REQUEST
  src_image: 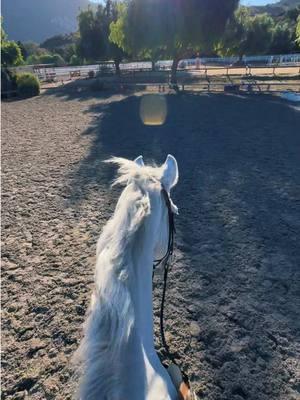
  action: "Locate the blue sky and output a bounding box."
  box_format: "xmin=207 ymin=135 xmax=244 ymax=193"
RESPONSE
xmin=240 ymin=0 xmax=278 ymax=5
xmin=90 ymin=0 xmax=279 ymax=4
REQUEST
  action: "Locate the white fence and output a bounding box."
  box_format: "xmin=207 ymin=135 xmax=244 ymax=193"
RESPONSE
xmin=180 ymin=53 xmax=300 ymax=67
xmin=9 ymin=53 xmax=300 ymax=82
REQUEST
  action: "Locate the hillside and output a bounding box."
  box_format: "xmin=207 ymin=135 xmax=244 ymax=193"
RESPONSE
xmin=2 ymin=0 xmax=300 ymax=44
xmin=250 ymin=0 xmax=300 ymax=16
xmin=1 ymin=0 xmax=91 ymax=43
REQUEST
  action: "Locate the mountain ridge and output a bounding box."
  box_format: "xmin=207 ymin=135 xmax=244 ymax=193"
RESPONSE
xmin=2 ymin=0 xmax=300 ymax=44
xmin=250 ymin=0 xmax=300 ymax=15
xmin=2 ymin=0 xmax=91 ymax=43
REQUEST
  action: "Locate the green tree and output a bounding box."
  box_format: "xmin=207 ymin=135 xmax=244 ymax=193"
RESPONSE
xmin=77 ymin=5 xmax=107 ymax=63
xmin=17 ymin=41 xmax=28 ymax=60
xmin=296 ymin=15 xmax=300 ymax=47
xmin=22 ymin=43 xmax=52 ymax=64
xmin=218 ymin=8 xmax=274 ymax=58
xmin=1 ymin=17 xmax=7 ymax=42
xmin=40 ymin=33 xmax=79 ymax=63
xmin=76 ymin=1 xmax=125 ymax=73
xmin=26 ymin=53 xmax=65 ymax=66
xmin=23 ymin=42 xmax=41 ymax=57
xmin=1 ymin=41 xmax=24 ymax=66
xmin=39 ymin=53 xmax=65 ymax=66
xmin=109 ymin=3 xmax=129 ymax=52
xmin=103 ymin=0 xmax=126 ymax=74
xmin=41 ymin=33 xmax=74 ymax=50
xmin=245 ymin=14 xmax=275 ymax=55
xmin=270 ymin=23 xmax=293 ymax=54
xmin=1 ymin=18 xmax=24 ymax=66
xmin=109 ymin=2 xmax=163 ymax=70
xmin=70 ymin=54 xmax=81 ymax=65
xmin=110 ymin=0 xmax=238 ymax=83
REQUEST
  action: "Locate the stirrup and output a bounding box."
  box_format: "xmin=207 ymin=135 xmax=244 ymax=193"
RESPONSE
xmin=167 ymin=364 xmax=199 ymax=400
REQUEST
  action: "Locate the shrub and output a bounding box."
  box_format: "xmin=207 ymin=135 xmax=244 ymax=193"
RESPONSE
xmin=38 ymin=53 xmax=65 ymax=66
xmin=26 ymin=54 xmax=40 ymax=65
xmin=16 ymin=73 xmax=40 ymax=98
xmin=26 ymin=53 xmax=65 ymax=66
xmin=1 ymin=68 xmax=17 ymax=98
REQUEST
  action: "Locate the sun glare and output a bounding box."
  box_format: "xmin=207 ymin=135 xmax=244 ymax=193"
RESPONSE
xmin=139 ymin=94 xmax=167 ymax=126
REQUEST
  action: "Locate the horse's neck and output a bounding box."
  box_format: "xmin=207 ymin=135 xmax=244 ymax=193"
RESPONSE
xmin=129 ymin=228 xmax=155 ymax=353
xmin=121 ymin=228 xmax=177 ymax=400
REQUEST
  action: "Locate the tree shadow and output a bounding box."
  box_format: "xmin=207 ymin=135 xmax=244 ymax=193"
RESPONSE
xmin=43 ymin=77 xmax=140 ymax=103
xmin=66 ymin=92 xmax=300 ymax=399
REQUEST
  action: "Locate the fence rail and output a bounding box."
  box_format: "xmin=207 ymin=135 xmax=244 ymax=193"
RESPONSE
xmin=8 ymin=53 xmax=300 ymax=83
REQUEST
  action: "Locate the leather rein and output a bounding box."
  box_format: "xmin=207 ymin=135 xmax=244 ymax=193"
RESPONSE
xmin=153 ymin=187 xmax=190 ymax=386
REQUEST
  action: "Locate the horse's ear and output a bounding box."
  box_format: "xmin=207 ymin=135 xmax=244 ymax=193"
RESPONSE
xmin=161 ymin=154 xmax=178 ymax=191
xmin=134 ymin=155 xmax=144 ymax=167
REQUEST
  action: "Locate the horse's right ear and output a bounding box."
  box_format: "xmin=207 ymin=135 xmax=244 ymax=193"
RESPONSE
xmin=161 ymin=154 xmax=179 ymax=191
xmin=134 ymin=155 xmax=144 ymax=167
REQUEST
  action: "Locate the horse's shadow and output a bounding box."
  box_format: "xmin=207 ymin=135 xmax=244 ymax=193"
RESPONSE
xmin=66 ymin=92 xmax=300 ymax=399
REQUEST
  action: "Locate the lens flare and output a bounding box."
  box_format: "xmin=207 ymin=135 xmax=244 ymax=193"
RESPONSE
xmin=139 ymin=94 xmax=167 ymax=126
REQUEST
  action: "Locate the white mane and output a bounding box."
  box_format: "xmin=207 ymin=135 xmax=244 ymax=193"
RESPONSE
xmin=74 ymin=158 xmax=164 ymax=400
xmin=106 ymin=157 xmax=164 ymax=187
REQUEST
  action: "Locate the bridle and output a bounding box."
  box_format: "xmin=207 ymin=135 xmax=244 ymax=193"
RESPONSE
xmin=153 ymin=187 xmax=175 ymax=270
xmin=153 ymin=186 xmax=189 ymax=385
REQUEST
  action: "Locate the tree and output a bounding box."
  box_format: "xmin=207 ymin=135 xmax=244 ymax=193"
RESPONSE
xmin=22 ymin=42 xmax=41 ymax=57
xmin=70 ymin=54 xmax=81 ymax=65
xmin=1 ymin=17 xmax=7 ymax=42
xmin=77 ymin=5 xmax=107 ymax=63
xmin=17 ymin=41 xmax=28 ymax=60
xmin=76 ymin=1 xmax=125 ymax=73
xmin=103 ymin=0 xmax=127 ymax=74
xmin=40 ymin=33 xmax=79 ymax=63
xmin=1 ymin=41 xmax=24 ymax=66
xmin=109 ymin=2 xmax=129 ymax=53
xmin=245 ymin=14 xmax=275 ymax=55
xmin=26 ymin=53 xmax=65 ymax=66
xmin=218 ymin=8 xmax=274 ymax=58
xmin=41 ymin=33 xmax=75 ymax=50
xmin=270 ymin=23 xmax=293 ymax=54
xmin=110 ymin=0 xmax=238 ymax=83
xmin=109 ymin=2 xmax=163 ymax=70
xmin=1 ymin=18 xmax=24 ymax=66
xmin=39 ymin=53 xmax=65 ymax=66
xmin=296 ymin=15 xmax=300 ymax=47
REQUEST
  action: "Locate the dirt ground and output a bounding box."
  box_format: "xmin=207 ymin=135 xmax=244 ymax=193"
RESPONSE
xmin=2 ymin=89 xmax=300 ymax=400
xmin=192 ymin=66 xmax=300 ymax=76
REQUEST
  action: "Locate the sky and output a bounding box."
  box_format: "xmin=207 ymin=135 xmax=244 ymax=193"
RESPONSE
xmin=90 ymin=0 xmax=280 ymax=4
xmin=240 ymin=0 xmax=278 ymax=5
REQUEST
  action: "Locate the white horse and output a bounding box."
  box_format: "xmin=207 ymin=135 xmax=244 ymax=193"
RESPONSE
xmin=74 ymin=154 xmax=190 ymax=400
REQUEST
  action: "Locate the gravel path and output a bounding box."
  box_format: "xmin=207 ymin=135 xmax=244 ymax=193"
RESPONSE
xmin=2 ymin=90 xmax=300 ymax=400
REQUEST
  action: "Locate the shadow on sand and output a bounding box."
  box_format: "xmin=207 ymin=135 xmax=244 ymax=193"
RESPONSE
xmin=62 ymin=90 xmax=300 ymax=400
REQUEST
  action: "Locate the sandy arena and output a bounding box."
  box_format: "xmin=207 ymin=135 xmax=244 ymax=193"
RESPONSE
xmin=2 ymin=89 xmax=300 ymax=400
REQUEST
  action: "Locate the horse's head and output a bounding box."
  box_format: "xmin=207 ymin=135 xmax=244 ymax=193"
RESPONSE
xmin=133 ymin=154 xmax=179 ymax=262
xmin=105 ymin=154 xmax=179 ymax=263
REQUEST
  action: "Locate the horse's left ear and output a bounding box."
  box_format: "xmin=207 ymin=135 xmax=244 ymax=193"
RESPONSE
xmin=134 ymin=155 xmax=144 ymax=167
xmin=161 ymin=154 xmax=179 ymax=191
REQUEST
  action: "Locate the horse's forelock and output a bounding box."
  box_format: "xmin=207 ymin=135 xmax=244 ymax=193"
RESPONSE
xmin=105 ymin=156 xmax=163 ymax=188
